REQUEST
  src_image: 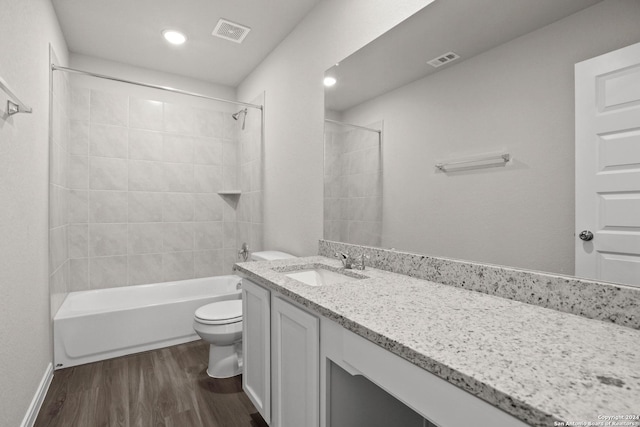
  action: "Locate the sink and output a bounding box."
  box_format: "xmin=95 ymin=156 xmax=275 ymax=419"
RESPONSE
xmin=283 ymin=266 xmax=365 ymax=287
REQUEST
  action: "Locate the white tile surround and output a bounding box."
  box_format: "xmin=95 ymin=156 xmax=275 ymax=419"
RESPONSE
xmin=58 ymin=84 xmax=253 ymax=292
xmin=324 ymin=122 xmax=382 ymax=246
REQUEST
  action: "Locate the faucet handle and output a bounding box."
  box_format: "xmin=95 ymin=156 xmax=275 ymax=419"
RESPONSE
xmin=355 ymin=253 xmax=370 ymax=270
xmin=335 ymin=252 xmax=352 ymax=268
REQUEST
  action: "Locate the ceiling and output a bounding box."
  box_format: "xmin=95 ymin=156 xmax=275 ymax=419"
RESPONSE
xmin=51 ymin=0 xmax=321 ymax=87
xmin=325 ymin=0 xmax=603 ymax=112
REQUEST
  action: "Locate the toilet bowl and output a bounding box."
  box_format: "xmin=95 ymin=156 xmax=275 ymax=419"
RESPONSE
xmin=194 ymin=250 xmax=295 ymax=378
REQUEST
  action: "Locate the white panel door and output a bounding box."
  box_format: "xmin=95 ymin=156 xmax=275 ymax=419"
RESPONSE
xmin=242 ymin=279 xmax=271 ymax=424
xmin=271 ymin=296 xmax=319 ymax=427
xmin=575 ymin=41 xmax=640 ymax=287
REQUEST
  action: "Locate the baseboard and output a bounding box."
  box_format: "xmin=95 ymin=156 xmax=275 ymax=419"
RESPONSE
xmin=20 ymin=362 xmax=53 ymax=427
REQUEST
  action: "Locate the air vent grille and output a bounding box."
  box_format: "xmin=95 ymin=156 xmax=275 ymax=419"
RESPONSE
xmin=212 ymin=19 xmax=251 ymax=43
xmin=427 ymin=51 xmax=460 ymax=68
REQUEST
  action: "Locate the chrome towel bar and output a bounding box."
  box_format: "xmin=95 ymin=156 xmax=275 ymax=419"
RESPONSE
xmin=0 ymin=75 xmax=32 ymax=116
xmin=436 ymin=153 xmax=510 ymax=172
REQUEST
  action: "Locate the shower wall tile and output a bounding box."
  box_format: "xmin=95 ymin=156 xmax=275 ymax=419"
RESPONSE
xmin=129 ymin=98 xmax=163 ymax=131
xmin=64 ymin=83 xmax=249 ymax=291
xmin=163 ymin=223 xmax=194 ymax=252
xmin=70 ymin=120 xmax=89 ymax=155
xmin=222 ymin=140 xmax=237 ymax=166
xmin=128 ymin=192 xmax=163 ymax=222
xmin=68 ymin=224 xmax=88 ymax=259
xmin=223 ymin=166 xmax=238 ymax=189
xmin=49 ymin=226 xmax=68 ymax=274
xmin=68 ymin=155 xmax=89 ymax=189
xmin=163 ymin=251 xmax=194 ymax=281
xmin=224 ymin=221 xmax=236 ymax=249
xmin=128 ymin=129 xmax=163 ymax=161
xmin=69 ymin=258 xmax=89 ymax=292
xmin=194 ymin=165 xmax=222 ymax=192
xmin=89 ymin=157 xmax=128 ymax=190
xmin=163 ymin=193 xmax=194 ymax=222
xmin=195 ymin=250 xmax=224 ymax=278
xmin=68 ymin=190 xmax=89 ymax=223
xmin=194 ymin=108 xmax=222 ymax=138
xmin=49 ymin=184 xmax=67 ymax=228
xmin=194 ymin=138 xmax=222 ymax=165
xmin=89 ymin=123 xmax=128 ymax=158
xmin=90 ymin=90 xmax=128 ymax=127
xmin=164 ymin=103 xmax=195 ymax=135
xmin=128 ymin=223 xmax=163 ymax=255
xmin=194 ymin=194 xmax=223 ymax=221
xmin=224 ymin=114 xmax=239 ymax=140
xmin=89 ymin=190 xmax=128 ymax=223
xmin=128 ymin=160 xmax=164 ymax=192
xmin=89 ymin=223 xmax=128 ymax=257
xmin=163 ymin=163 xmax=194 ymax=192
xmin=194 ymin=222 xmax=224 ymax=250
xmin=163 ymin=134 xmax=194 ymax=163
xmin=90 ymin=255 xmax=128 ymax=289
xmin=128 ymin=254 xmax=163 ymax=285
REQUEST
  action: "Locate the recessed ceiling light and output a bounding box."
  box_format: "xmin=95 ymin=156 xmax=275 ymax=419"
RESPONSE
xmin=162 ymin=29 xmax=187 ymax=45
xmin=323 ymin=76 xmax=337 ymax=87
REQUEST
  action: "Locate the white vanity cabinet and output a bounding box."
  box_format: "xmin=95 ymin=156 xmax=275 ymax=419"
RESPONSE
xmin=271 ymin=295 xmax=319 ymax=427
xmin=242 ymin=279 xmax=272 ymax=424
xmin=242 ymin=279 xmax=320 ymax=427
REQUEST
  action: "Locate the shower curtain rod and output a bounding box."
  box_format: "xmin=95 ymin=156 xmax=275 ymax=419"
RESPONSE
xmin=324 ymin=119 xmax=381 ymax=134
xmin=51 ymin=65 xmax=263 ymax=110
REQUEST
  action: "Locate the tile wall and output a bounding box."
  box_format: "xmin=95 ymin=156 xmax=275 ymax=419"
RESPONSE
xmin=49 ymin=52 xmax=71 ymax=316
xmin=64 ymin=84 xmax=247 ymax=291
xmin=237 ymin=93 xmax=264 ymax=255
xmin=324 ymin=122 xmax=382 ymax=246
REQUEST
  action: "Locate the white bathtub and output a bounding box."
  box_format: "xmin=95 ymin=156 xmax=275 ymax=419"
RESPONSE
xmin=54 ymin=275 xmax=242 ymax=369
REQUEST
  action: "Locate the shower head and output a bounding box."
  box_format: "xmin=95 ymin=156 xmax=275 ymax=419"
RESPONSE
xmin=232 ymin=108 xmax=248 ymax=130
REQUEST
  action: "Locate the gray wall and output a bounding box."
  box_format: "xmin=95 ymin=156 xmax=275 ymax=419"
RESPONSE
xmin=341 ymin=0 xmax=640 ymax=275
xmin=0 ymin=1 xmax=68 ymax=425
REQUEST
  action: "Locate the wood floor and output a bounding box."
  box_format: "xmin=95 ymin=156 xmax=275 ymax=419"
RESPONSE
xmin=34 ymin=340 xmax=268 ymax=427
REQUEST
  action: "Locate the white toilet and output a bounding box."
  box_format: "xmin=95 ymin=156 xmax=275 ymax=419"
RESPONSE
xmin=193 ymin=250 xmax=295 ymax=378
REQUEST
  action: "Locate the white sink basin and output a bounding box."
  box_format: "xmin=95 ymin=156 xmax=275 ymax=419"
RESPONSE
xmin=285 ymin=267 xmax=363 ymax=287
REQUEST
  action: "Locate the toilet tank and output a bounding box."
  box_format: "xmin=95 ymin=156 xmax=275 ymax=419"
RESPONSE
xmin=250 ymin=251 xmax=296 ymax=262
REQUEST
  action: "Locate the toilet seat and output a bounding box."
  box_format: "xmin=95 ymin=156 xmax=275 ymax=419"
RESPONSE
xmin=195 ymin=300 xmax=242 ymax=325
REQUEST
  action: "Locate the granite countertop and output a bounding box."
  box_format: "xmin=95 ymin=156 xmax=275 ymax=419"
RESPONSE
xmin=235 ymin=256 xmax=640 ymax=427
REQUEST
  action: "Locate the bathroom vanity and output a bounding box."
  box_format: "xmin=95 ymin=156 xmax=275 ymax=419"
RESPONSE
xmin=235 ymin=253 xmax=640 ymax=427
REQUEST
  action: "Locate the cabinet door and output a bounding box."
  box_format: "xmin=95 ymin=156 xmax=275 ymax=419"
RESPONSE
xmin=272 ymin=296 xmax=319 ymax=427
xmin=242 ymin=279 xmax=271 ymax=424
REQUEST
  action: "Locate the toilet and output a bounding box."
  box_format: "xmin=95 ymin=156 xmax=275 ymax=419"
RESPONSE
xmin=193 ymin=250 xmax=295 ymax=378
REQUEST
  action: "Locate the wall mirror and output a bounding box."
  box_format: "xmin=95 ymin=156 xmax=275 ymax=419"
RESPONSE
xmin=323 ymin=0 xmax=640 ymax=286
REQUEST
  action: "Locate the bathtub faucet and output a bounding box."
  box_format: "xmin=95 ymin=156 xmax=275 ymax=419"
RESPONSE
xmin=238 ymin=242 xmax=250 ymax=262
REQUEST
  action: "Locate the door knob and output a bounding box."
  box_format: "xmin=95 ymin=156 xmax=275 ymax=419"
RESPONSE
xmin=579 ymin=230 xmax=594 ymax=241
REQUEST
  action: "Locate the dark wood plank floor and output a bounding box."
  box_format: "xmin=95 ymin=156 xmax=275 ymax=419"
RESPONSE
xmin=34 ymin=340 xmax=268 ymax=427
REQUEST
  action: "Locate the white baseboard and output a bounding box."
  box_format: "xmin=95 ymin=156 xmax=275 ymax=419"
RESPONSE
xmin=20 ymin=362 xmax=53 ymax=427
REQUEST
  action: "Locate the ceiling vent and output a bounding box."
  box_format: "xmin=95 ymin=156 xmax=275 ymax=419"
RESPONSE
xmin=427 ymin=51 xmax=460 ymax=68
xmin=212 ymin=19 xmax=251 ymax=43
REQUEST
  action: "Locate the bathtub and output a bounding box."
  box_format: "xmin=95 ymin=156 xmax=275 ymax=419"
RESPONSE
xmin=54 ymin=275 xmax=242 ymax=369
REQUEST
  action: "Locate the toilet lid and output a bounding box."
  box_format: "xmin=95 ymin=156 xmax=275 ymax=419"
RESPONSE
xmin=195 ymin=300 xmax=242 ymax=325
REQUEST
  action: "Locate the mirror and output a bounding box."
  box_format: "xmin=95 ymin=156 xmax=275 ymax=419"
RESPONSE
xmin=323 ymin=0 xmax=640 ymax=285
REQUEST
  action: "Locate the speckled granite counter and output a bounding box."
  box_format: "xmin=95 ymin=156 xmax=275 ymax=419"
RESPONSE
xmin=235 ymin=256 xmax=640 ymax=427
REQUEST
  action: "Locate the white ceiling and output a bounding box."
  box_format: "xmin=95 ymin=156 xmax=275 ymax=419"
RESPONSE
xmin=51 ymin=0 xmax=321 ymax=87
xmin=325 ymin=0 xmax=603 ymax=112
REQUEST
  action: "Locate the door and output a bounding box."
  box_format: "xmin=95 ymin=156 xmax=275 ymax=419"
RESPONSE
xmin=242 ymin=279 xmax=271 ymax=424
xmin=271 ymin=296 xmax=319 ymax=427
xmin=575 ymin=41 xmax=640 ymax=287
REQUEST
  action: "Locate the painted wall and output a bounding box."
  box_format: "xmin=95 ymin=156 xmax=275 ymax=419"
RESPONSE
xmin=0 ymin=1 xmax=68 ymax=425
xmin=340 ymin=0 xmax=640 ymax=275
xmin=237 ymin=0 xmax=433 ymax=256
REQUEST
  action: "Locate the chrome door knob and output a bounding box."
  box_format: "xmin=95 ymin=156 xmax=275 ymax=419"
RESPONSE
xmin=579 ymin=230 xmax=594 ymax=241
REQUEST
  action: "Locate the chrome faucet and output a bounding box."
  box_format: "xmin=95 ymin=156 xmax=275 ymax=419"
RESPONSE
xmin=353 ymin=254 xmax=370 ymax=271
xmin=335 ymin=252 xmax=354 ymax=269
